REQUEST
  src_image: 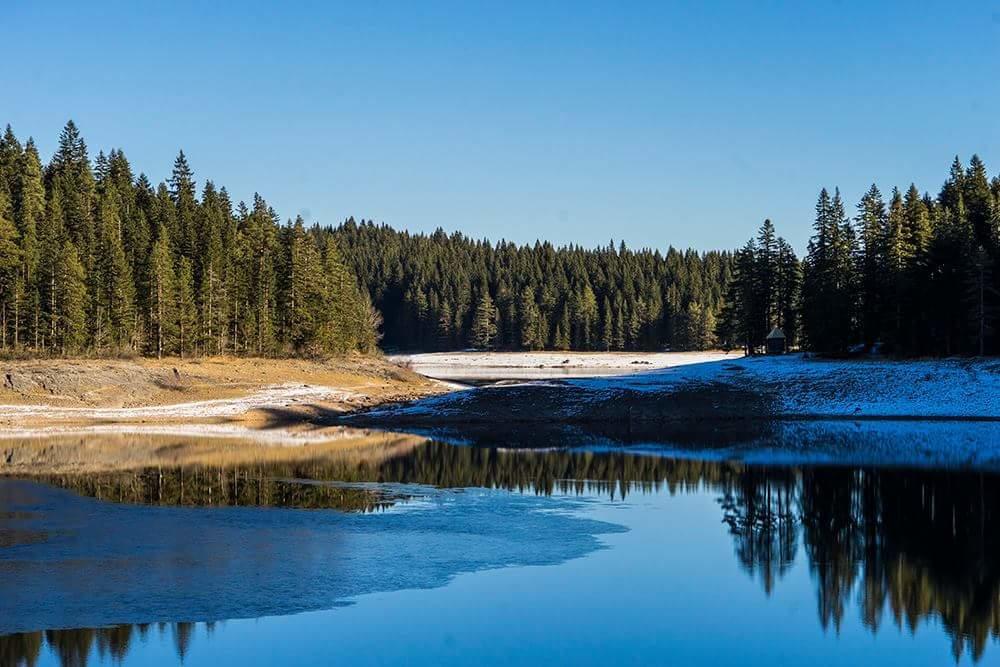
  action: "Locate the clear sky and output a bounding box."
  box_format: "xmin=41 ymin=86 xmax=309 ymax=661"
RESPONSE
xmin=4 ymin=1 xmax=999 ymax=253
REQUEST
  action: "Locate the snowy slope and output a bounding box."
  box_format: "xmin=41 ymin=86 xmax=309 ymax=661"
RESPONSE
xmin=568 ymin=353 xmax=1000 ymax=418
xmin=374 ymin=353 xmax=1000 ymax=420
xmin=390 ymin=351 xmax=731 ymax=381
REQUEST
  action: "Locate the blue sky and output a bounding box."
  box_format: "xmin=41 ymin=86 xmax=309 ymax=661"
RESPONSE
xmin=3 ymin=1 xmax=999 ymax=253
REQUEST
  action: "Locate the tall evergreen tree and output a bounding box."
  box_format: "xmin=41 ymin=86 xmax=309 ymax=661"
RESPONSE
xmin=471 ymin=290 xmax=498 ymax=350
xmin=855 ymin=184 xmax=887 ymax=347
xmin=148 ymin=228 xmax=176 ymax=358
xmin=0 ymin=190 xmax=22 ymax=348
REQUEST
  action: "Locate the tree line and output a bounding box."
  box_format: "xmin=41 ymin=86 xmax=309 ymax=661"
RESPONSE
xmin=5 ymin=121 xmax=999 ymax=358
xmin=722 ymin=155 xmax=1000 ymax=356
xmin=334 ymin=219 xmax=733 ymax=352
xmin=0 ymin=121 xmax=378 ymax=358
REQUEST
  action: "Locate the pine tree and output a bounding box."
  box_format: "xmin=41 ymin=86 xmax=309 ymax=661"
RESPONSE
xmin=0 ymin=189 xmax=22 ymax=348
xmin=38 ymin=189 xmax=66 ymax=351
xmin=285 ymin=217 xmax=324 ymax=352
xmin=756 ymin=219 xmax=779 ymax=332
xmin=49 ymin=121 xmax=96 ymax=266
xmin=802 ymin=188 xmax=857 ymax=354
xmin=471 ymin=291 xmax=498 ymax=350
xmin=612 ymin=300 xmax=625 ymax=350
xmin=0 ymin=125 xmax=22 ymax=200
xmin=967 ymin=244 xmax=997 ymax=356
xmin=16 ymin=139 xmax=44 ymax=349
xmin=96 ymin=186 xmax=136 ymax=351
xmin=197 ymin=182 xmax=227 ymax=354
xmin=169 ymin=151 xmax=197 ymax=256
xmin=518 ymin=286 xmax=542 ymax=350
xmin=149 ymin=229 xmax=176 ymax=358
xmin=600 ymin=296 xmax=613 ymax=351
xmin=964 ymin=155 xmax=994 ymax=249
xmin=436 ymin=301 xmax=453 ymax=350
xmin=855 ymin=184 xmax=887 ymax=347
xmin=57 ymin=240 xmax=87 ymax=354
xmin=175 ymin=257 xmax=196 ymax=357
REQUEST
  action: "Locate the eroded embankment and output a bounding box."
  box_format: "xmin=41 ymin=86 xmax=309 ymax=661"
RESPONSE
xmin=0 ymin=356 xmax=444 ymax=443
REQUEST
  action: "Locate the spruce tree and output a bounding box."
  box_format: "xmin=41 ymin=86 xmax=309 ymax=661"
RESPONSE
xmin=57 ymin=240 xmax=88 ymax=354
xmin=471 ymin=291 xmax=498 ymax=350
xmin=0 ymin=190 xmax=21 ymax=348
xmin=149 ymin=229 xmax=176 ymax=358
xmin=16 ymin=139 xmax=44 ymax=349
xmin=96 ymin=186 xmax=136 ymax=351
xmin=175 ymin=257 xmax=197 ymax=357
xmin=855 ymin=184 xmax=887 ymax=347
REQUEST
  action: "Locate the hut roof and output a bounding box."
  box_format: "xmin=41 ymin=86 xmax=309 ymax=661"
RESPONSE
xmin=766 ymin=327 xmax=786 ymax=340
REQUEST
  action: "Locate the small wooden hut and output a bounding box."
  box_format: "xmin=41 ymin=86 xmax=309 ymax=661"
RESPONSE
xmin=765 ymin=327 xmax=786 ymax=355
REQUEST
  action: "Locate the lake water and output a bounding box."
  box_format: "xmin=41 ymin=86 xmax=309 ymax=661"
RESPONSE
xmin=2 ymin=427 xmax=999 ymax=666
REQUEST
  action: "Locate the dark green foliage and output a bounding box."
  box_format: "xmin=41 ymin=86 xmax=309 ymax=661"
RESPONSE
xmin=801 ymin=189 xmax=859 ymax=354
xmin=0 ymin=120 xmax=377 ymax=357
xmin=796 ymin=155 xmax=1000 ymax=356
xmin=9 ymin=120 xmax=999 ymax=358
xmin=335 ymin=221 xmax=732 ymax=351
xmin=471 ymin=290 xmax=498 ymax=350
xmin=717 ymin=222 xmax=800 ymax=354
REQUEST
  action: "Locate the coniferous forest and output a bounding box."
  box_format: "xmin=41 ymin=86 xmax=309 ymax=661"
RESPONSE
xmin=3 ymin=120 xmax=1000 ymax=357
xmin=718 ymin=157 xmax=1000 ymax=357
xmin=334 ymin=220 xmax=731 ymax=352
xmin=0 ymin=121 xmax=379 ymax=357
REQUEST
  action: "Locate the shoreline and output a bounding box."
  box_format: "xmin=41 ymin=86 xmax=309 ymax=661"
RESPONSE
xmin=350 ymin=352 xmax=1000 ymax=425
xmin=4 ymin=352 xmax=1000 ymax=455
xmin=0 ymin=355 xmax=444 ymax=444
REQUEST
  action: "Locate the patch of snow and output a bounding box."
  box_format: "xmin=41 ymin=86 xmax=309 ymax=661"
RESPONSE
xmin=391 ymin=351 xmax=733 ymax=382
xmin=384 ymin=352 xmax=1000 ymax=419
xmin=570 ymin=353 xmax=1000 ymax=418
xmin=0 ymin=384 xmax=348 ymax=421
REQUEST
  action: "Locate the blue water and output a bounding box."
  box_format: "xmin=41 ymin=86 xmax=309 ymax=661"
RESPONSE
xmin=2 ymin=434 xmax=998 ymax=666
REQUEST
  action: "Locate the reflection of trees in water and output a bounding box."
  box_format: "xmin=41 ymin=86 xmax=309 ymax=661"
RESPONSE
xmin=37 ymin=467 xmax=400 ymax=512
xmin=719 ymin=466 xmax=799 ymax=595
xmin=36 ymin=443 xmax=743 ymax=510
xmin=2 ymin=622 xmax=196 ymax=667
xmin=722 ymin=464 xmax=1000 ymax=662
xmin=12 ymin=442 xmax=1000 ymax=663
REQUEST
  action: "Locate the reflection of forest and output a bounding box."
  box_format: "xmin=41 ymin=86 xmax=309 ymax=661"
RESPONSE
xmin=8 ymin=442 xmax=1000 ymax=663
xmin=2 ymin=621 xmax=204 ymax=667
xmin=713 ymin=464 xmax=1000 ymax=663
xmin=37 ymin=467 xmax=401 ymax=512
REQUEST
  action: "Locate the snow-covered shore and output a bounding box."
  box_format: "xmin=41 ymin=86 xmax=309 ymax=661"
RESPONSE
xmin=365 ymin=353 xmax=1000 ymax=422
xmin=389 ymin=351 xmax=732 ymax=382
xmin=570 ymin=353 xmax=1000 ymax=418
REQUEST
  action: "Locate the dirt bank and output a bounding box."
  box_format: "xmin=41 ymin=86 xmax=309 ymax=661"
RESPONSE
xmin=0 ymin=356 xmax=443 ymax=433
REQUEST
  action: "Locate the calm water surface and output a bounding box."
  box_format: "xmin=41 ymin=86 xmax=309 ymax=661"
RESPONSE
xmin=2 ymin=427 xmax=999 ymax=666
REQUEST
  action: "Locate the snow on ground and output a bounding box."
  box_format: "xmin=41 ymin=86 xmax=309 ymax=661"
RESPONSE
xmin=390 ymin=351 xmax=733 ymax=382
xmin=385 ymin=352 xmax=1000 ymax=419
xmin=0 ymin=384 xmax=348 ymax=421
xmin=568 ymin=353 xmax=1000 ymax=418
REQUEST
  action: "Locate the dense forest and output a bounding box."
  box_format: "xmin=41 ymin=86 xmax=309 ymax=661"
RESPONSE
xmin=4 ymin=120 xmax=1000 ymax=358
xmin=0 ymin=121 xmax=378 ymax=358
xmin=334 ymin=220 xmax=732 ymax=351
xmin=336 ymin=154 xmax=1000 ymax=357
xmin=721 ymin=156 xmax=1000 ymax=356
